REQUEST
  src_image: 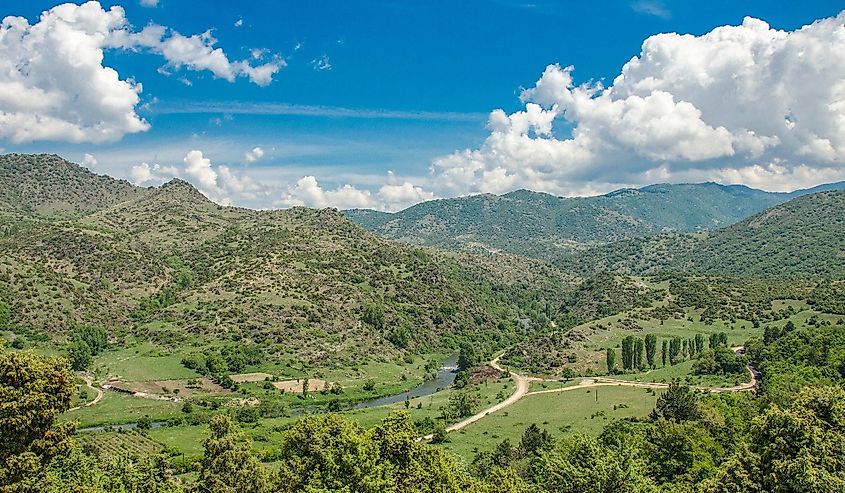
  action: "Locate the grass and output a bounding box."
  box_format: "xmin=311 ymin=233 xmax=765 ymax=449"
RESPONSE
xmin=62 ymin=391 xmax=183 ymax=428
xmin=95 ymin=342 xmax=201 ymax=382
xmin=438 ymin=385 xmax=661 ymax=460
xmin=76 ymin=431 xmax=164 ymax=458
xmin=98 ymin=378 xmax=516 ymax=457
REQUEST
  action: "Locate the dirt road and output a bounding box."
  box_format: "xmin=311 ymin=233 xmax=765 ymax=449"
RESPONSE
xmin=425 ymin=347 xmax=759 ymax=439
xmin=67 ymin=374 xmax=104 ymax=412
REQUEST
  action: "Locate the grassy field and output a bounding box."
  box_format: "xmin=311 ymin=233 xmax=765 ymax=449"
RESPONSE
xmin=95 ymin=342 xmax=201 ymax=382
xmin=569 ymin=307 xmax=762 ymax=376
xmin=101 ymin=377 xmax=516 ymax=457
xmin=438 ymin=384 xmax=662 ymax=460
xmin=62 ymin=391 xmax=183 ymax=428
xmin=76 ymin=431 xmax=164 ymax=458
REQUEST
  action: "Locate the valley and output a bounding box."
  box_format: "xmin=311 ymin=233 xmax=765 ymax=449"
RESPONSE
xmin=3 ymin=153 xmax=845 ymax=492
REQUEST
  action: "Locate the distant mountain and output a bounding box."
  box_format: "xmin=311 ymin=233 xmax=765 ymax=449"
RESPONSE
xmin=345 ymin=182 xmax=845 ymax=259
xmin=557 ymin=190 xmax=845 ymax=278
xmin=0 ymin=154 xmax=573 ymax=365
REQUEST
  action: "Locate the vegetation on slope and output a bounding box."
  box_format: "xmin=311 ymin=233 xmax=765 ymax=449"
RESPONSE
xmin=345 ymin=182 xmax=843 ymax=259
xmin=0 ymin=155 xmax=574 ymax=366
xmin=556 ymin=190 xmax=845 ymax=278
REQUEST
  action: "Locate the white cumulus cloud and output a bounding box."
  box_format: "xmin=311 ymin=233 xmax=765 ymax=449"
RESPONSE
xmin=0 ymin=1 xmax=283 ymax=144
xmin=244 ymin=146 xmax=265 ymax=163
xmin=130 ymin=150 xmax=261 ymax=205
xmin=276 ymin=173 xmax=436 ymax=211
xmin=82 ymin=153 xmax=98 ymax=168
xmin=432 ymin=11 xmax=845 ymax=196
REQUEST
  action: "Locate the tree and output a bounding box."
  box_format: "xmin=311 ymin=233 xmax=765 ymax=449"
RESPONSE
xmin=518 ymin=424 xmax=554 ymax=457
xmin=606 ymin=347 xmax=616 ymax=374
xmin=137 ymin=415 xmax=152 ymax=430
xmin=536 ymin=433 xmax=655 ymax=493
xmin=195 ymin=415 xmax=271 ymax=493
xmin=302 ymin=377 xmax=309 ymax=397
xmin=388 ymin=325 xmax=411 ymax=349
xmin=0 ymin=349 xmax=75 ymax=489
xmin=651 ymin=382 xmax=700 ymax=423
xmin=445 ymin=390 xmax=479 ymax=419
xmin=67 ymin=340 xmax=92 ymax=371
xmin=701 ymin=386 xmax=845 ymax=493
xmin=458 ymin=342 xmax=478 ymax=371
xmin=362 ymin=303 xmax=385 ymax=330
xmin=72 ymin=325 xmax=107 ymax=355
xmin=645 ymin=334 xmax=657 ymax=368
xmin=633 ymin=337 xmax=645 ymax=370
xmin=275 ymin=414 xmax=391 ymax=492
xmin=670 ymin=337 xmax=682 ymax=364
xmin=371 ymin=411 xmax=467 ymax=492
xmin=694 ymin=333 xmax=706 ymax=354
xmin=662 ymin=340 xmax=668 ymax=367
xmin=621 ymin=336 xmax=635 ymax=370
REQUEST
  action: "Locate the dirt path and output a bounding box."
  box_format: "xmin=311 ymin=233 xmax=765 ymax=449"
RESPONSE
xmin=68 ymin=374 xmax=104 ymax=412
xmin=444 ymin=355 xmax=534 ymax=433
xmin=425 ymin=347 xmax=759 ymax=440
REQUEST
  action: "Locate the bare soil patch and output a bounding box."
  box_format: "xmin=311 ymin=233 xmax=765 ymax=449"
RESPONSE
xmin=272 ymin=378 xmax=335 ymax=393
xmin=230 ymin=372 xmax=274 ymax=383
xmin=107 ymin=378 xmax=229 ymax=397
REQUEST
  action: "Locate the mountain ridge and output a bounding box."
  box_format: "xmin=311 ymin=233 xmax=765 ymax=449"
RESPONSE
xmin=344 ymin=180 xmax=845 ymax=259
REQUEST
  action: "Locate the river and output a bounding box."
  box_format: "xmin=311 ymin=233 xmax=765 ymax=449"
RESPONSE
xmin=79 ymin=354 xmax=459 ymax=433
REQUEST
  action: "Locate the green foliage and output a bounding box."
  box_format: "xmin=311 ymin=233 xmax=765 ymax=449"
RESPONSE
xmin=605 ymin=347 xmax=616 ymax=374
xmin=345 ymin=182 xmax=806 ymax=262
xmin=72 ymin=325 xmax=107 ymax=355
xmin=194 ymin=415 xmax=271 ymax=493
xmin=701 ymin=386 xmax=845 ymax=493
xmin=458 ymin=342 xmax=479 ymax=370
xmin=556 ymin=190 xmax=845 ymax=278
xmin=651 ymin=382 xmax=701 ymax=423
xmin=67 ymin=340 xmax=92 ymax=371
xmin=535 ymin=433 xmax=656 ymax=493
xmin=362 ymin=303 xmax=385 ymax=330
xmin=0 ymin=349 xmax=75 ymax=489
xmin=644 ymin=334 xmax=657 ymax=368
xmin=693 ymin=348 xmax=747 ymax=376
xmin=0 ymin=301 xmax=9 ymax=330
xmin=445 ymin=390 xmax=479 ymax=419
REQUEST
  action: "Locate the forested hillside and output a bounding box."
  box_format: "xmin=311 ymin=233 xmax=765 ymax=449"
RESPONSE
xmin=557 ymin=190 xmax=845 ymax=278
xmin=345 ymin=182 xmax=844 ymax=259
xmin=0 ymin=154 xmax=573 ymax=365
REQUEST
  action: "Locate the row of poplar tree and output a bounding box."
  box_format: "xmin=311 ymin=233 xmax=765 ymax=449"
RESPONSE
xmin=606 ymin=332 xmax=729 ymax=373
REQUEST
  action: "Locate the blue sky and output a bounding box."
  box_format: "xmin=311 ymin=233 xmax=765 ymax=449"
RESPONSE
xmin=4 ymin=1 xmax=845 ymax=209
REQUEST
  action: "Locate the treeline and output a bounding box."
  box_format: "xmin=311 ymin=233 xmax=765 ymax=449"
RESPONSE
xmin=607 ymin=332 xmax=739 ymax=375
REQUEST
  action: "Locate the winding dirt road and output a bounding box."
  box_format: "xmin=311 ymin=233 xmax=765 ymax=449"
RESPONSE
xmin=426 ymin=347 xmax=759 ymax=440
xmin=67 ymin=374 xmax=104 ymax=412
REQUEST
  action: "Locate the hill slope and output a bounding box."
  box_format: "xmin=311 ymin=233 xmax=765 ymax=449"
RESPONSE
xmin=0 ymin=154 xmax=149 ymax=218
xmin=0 ymin=155 xmax=575 ymax=365
xmin=345 ymin=182 xmax=845 ymax=259
xmin=557 ymin=190 xmax=845 ymax=278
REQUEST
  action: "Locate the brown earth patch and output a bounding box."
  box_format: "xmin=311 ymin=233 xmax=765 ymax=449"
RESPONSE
xmin=272 ymin=378 xmax=335 ymax=393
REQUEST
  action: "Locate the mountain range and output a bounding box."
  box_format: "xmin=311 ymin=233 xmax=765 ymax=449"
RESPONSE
xmin=345 ymin=181 xmax=845 ymax=260
xmin=2 ymin=153 xmax=844 ymax=367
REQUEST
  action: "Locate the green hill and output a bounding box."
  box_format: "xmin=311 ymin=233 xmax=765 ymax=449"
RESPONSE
xmin=0 ymin=154 xmax=149 ymax=218
xmin=0 ymin=155 xmax=575 ymax=366
xmin=557 ymin=190 xmax=845 ymax=278
xmin=345 ymin=182 xmax=845 ymax=259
